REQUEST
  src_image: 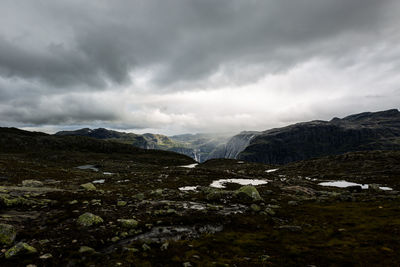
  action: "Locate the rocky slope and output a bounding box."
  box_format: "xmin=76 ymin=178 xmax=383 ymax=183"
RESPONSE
xmin=229 ymin=109 xmax=400 ymax=164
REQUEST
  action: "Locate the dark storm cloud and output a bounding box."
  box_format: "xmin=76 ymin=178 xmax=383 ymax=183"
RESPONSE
xmin=0 ymin=0 xmax=399 ymax=130
xmin=0 ymin=0 xmax=397 ymax=89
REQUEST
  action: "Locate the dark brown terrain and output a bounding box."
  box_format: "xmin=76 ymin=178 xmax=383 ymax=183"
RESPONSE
xmin=0 ymin=128 xmax=399 ymax=266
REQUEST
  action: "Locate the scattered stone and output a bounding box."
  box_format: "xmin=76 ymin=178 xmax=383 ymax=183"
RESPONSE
xmin=260 ymin=254 xmax=271 ymax=262
xmin=79 ymin=246 xmax=95 ymax=254
xmin=0 ymin=223 xmax=16 ymax=245
xmin=77 ymin=212 xmax=104 ymax=227
xmin=265 ymin=208 xmax=276 ymax=216
xmin=22 ymin=180 xmax=43 ymax=187
xmin=283 ymin=186 xmax=315 ymax=196
xmin=183 ymin=262 xmax=192 ymax=267
xmin=142 ymin=243 xmax=151 ymax=251
xmin=288 ymin=201 xmax=298 ymax=206
xmin=250 ymin=204 xmax=261 ymax=212
xmin=69 ymin=200 xmax=78 ymax=205
xmin=39 ymin=253 xmax=53 ymax=259
xmin=160 ymin=241 xmax=169 ymax=251
xmin=111 ymin=236 xmax=120 ymax=242
xmin=117 ymin=219 xmax=139 ymax=229
xmin=117 ymin=200 xmax=127 ymax=207
xmin=5 ymin=242 xmax=37 ymax=259
xmin=80 ymin=183 xmax=96 ymax=191
xmin=134 ymin=193 xmax=145 ymax=200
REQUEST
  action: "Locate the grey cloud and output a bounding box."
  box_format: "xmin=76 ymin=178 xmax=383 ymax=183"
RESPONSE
xmin=0 ymin=0 xmax=398 ymax=89
xmin=0 ymin=0 xmax=399 ymax=131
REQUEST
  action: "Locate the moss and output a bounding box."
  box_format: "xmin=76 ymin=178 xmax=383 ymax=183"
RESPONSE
xmin=77 ymin=212 xmax=104 ymax=227
xmin=5 ymin=242 xmax=37 ymax=259
xmin=117 ymin=219 xmax=138 ymax=229
xmin=80 ymin=182 xmax=97 ymax=191
xmin=235 ymin=185 xmax=263 ymax=201
xmin=0 ymin=223 xmax=16 ymax=245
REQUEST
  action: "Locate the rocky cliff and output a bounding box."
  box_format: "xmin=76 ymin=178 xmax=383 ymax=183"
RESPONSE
xmin=237 ymin=109 xmax=400 ymax=164
xmin=207 ymin=131 xmax=260 ymax=160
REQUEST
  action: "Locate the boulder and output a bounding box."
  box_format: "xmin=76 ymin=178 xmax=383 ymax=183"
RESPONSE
xmin=369 ymin=184 xmax=381 ymax=193
xmin=117 ymin=219 xmax=138 ymax=229
xmin=77 ymin=212 xmax=104 ymax=227
xmin=117 ymin=201 xmax=127 ymax=207
xmin=79 ymin=246 xmax=95 ymax=254
xmin=5 ymin=242 xmax=37 ymax=259
xmin=22 ymin=180 xmax=43 ymax=187
xmin=0 ymin=224 xmax=16 ymax=245
xmin=235 ymin=186 xmax=263 ymax=202
xmin=80 ymin=183 xmax=96 ymax=191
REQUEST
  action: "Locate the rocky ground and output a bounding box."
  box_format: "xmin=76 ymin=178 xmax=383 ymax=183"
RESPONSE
xmin=0 ymin=150 xmax=400 ymax=266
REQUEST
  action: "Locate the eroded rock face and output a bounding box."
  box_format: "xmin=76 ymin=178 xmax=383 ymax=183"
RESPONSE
xmin=5 ymin=242 xmax=37 ymax=259
xmin=77 ymin=212 xmax=104 ymax=227
xmin=0 ymin=223 xmax=16 ymax=245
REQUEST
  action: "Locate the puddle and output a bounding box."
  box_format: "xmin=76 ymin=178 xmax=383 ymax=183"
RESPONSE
xmin=76 ymin=165 xmax=99 ymax=172
xmin=265 ymin=168 xmax=279 ymax=173
xmin=92 ymin=179 xmax=105 ymax=184
xmin=179 ymin=163 xmax=198 ymax=169
xmin=318 ymin=180 xmax=392 ymax=191
xmin=179 ymin=186 xmax=199 ymax=191
xmin=210 ymin=179 xmax=269 ymax=189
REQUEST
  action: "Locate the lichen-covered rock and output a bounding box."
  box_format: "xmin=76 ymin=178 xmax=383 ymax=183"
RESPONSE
xmin=235 ymin=185 xmax=263 ymax=202
xmin=69 ymin=200 xmax=78 ymax=205
xmin=117 ymin=200 xmax=127 ymax=207
xmin=79 ymin=246 xmax=95 ymax=254
xmin=22 ymin=180 xmax=43 ymax=187
xmin=80 ymin=183 xmax=96 ymax=191
xmin=0 ymin=195 xmax=35 ymax=207
xmin=0 ymin=224 xmax=16 ymax=245
xmin=369 ymin=184 xmax=381 ymax=193
xmin=5 ymin=242 xmax=37 ymax=259
xmin=77 ymin=212 xmax=103 ymax=227
xmin=118 ymin=219 xmax=138 ymax=229
xmin=39 ymin=253 xmax=53 ymax=259
xmin=250 ymin=204 xmax=261 ymax=212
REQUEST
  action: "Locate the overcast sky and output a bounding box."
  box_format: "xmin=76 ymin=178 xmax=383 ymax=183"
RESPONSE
xmin=0 ymin=0 xmax=399 ymax=135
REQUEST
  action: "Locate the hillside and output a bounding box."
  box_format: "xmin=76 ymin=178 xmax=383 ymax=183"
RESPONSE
xmin=56 ymin=129 xmax=232 ymax=162
xmin=215 ymin=109 xmax=400 ymax=164
xmin=1 ymin=127 xmax=194 ymax=166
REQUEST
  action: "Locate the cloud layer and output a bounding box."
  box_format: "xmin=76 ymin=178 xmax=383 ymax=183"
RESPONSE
xmin=1 ymin=0 xmax=399 ymax=134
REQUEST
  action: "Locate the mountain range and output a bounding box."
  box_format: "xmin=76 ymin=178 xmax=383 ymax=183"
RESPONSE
xmin=54 ymin=109 xmax=400 ymax=164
